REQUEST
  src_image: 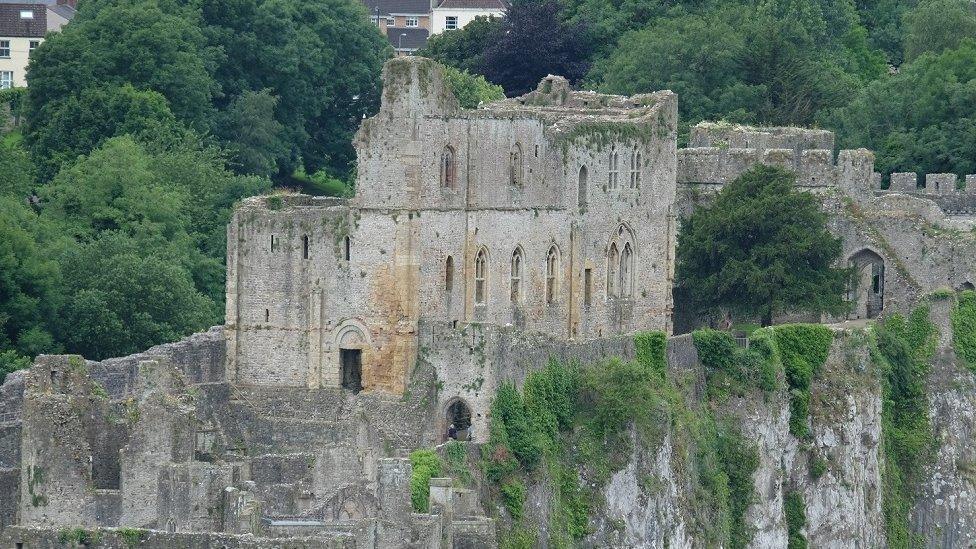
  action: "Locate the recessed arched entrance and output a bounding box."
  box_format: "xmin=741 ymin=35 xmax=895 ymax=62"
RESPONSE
xmin=335 ymin=323 xmax=368 ymax=393
xmin=445 ymin=399 xmax=472 ymax=441
xmin=848 ymin=249 xmax=885 ymax=319
xmin=958 ymin=281 xmax=975 ymax=292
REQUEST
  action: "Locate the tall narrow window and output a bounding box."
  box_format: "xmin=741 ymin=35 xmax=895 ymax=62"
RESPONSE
xmin=629 ymin=150 xmax=638 ymax=188
xmin=546 ymin=246 xmax=559 ymax=304
xmin=510 ymin=143 xmax=524 ymax=186
xmin=445 ymin=256 xmax=455 ymax=292
xmin=441 ymin=146 xmax=457 ymax=189
xmin=635 ymin=152 xmax=642 ymax=187
xmin=608 ymin=147 xmax=619 ymax=189
xmin=265 ymin=309 xmax=270 ymax=322
xmin=620 ymin=243 xmax=633 ymax=297
xmin=578 ymin=165 xmax=588 ymax=208
xmin=270 ymin=234 xmax=277 ymax=252
xmin=584 ymin=268 xmax=593 ymax=306
xmin=302 ymin=235 xmax=310 ymax=259
xmin=511 ymin=248 xmax=523 ymax=302
xmin=475 ymin=249 xmax=488 ymax=304
xmin=344 ymin=236 xmax=351 ymax=261
xmin=607 ymin=243 xmax=619 ymax=297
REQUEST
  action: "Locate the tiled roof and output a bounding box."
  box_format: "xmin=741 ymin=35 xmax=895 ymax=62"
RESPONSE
xmin=387 ymin=27 xmax=428 ymax=50
xmin=0 ymin=4 xmax=46 ymax=38
xmin=362 ymin=0 xmax=430 ymax=17
xmin=435 ymin=0 xmax=507 ymax=10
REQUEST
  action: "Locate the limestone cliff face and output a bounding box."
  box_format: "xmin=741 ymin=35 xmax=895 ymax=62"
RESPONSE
xmin=913 ymin=301 xmax=976 ymax=547
xmin=518 ymin=324 xmax=972 ymax=549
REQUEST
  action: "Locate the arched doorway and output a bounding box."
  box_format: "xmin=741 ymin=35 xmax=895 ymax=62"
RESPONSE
xmin=849 ymin=249 xmax=885 ymax=319
xmin=445 ymin=399 xmax=472 ymax=441
xmin=957 ymin=281 xmax=975 ymax=292
xmin=336 ymin=324 xmax=368 ymax=393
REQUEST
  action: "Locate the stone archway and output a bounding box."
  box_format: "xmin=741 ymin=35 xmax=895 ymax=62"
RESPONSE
xmin=849 ymin=249 xmax=885 ymax=319
xmin=445 ymin=399 xmax=473 ymax=441
xmin=335 ymin=323 xmax=369 ymax=393
xmin=957 ymin=281 xmax=975 ymax=292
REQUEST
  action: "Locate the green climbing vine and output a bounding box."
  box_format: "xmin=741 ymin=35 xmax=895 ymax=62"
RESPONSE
xmin=871 ymin=305 xmax=937 ymax=548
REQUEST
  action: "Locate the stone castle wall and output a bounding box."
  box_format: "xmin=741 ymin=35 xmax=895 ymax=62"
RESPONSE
xmin=225 ymin=57 xmax=679 ymax=394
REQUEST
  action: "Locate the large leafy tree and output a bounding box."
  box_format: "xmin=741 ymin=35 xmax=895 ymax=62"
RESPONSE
xmin=25 ymin=0 xmax=389 ymax=180
xmin=594 ymin=3 xmax=882 ymax=135
xmin=201 ymin=0 xmax=389 ymax=176
xmin=476 ymin=0 xmax=593 ymax=96
xmin=676 ymin=165 xmax=850 ymax=325
xmin=418 ymin=15 xmax=502 ymax=73
xmin=822 ymin=39 xmax=976 ymax=177
xmin=902 ymin=0 xmax=976 ymax=62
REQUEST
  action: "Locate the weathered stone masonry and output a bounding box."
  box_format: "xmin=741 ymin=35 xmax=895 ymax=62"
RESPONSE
xmin=2 ymin=58 xmax=976 ymax=548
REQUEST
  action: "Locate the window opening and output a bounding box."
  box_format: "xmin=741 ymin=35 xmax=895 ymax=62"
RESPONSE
xmin=546 ymin=246 xmax=559 ymax=304
xmin=475 ymin=249 xmax=488 ymax=304
xmin=511 ymin=248 xmax=523 ymax=302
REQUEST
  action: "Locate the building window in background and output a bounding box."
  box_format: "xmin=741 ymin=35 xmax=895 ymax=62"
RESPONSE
xmin=445 ymin=16 xmax=458 ymax=30
xmin=405 ymin=16 xmax=418 ymax=27
xmin=0 ymin=71 xmax=13 ymax=89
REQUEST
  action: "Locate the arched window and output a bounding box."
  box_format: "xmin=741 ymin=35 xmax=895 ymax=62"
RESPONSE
xmin=607 ymin=243 xmax=619 ymax=297
xmin=578 ymin=165 xmax=588 ymax=208
xmin=475 ymin=248 xmax=488 ymax=305
xmin=441 ymin=146 xmax=457 ymax=189
xmin=445 ymin=256 xmax=454 ymax=292
xmin=510 ymin=248 xmax=523 ymax=302
xmin=510 ymin=143 xmax=524 ymax=186
xmin=546 ymin=246 xmax=559 ymax=304
xmin=608 ymin=147 xmax=619 ymax=190
xmin=620 ymin=243 xmax=633 ymax=297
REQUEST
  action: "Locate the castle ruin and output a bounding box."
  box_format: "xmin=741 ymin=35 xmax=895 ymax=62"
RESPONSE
xmin=1 ymin=57 xmax=976 ymax=548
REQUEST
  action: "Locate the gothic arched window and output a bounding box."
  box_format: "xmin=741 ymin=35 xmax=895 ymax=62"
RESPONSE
xmin=607 ymin=243 xmax=619 ymax=297
xmin=546 ymin=246 xmax=559 ymax=304
xmin=475 ymin=248 xmax=488 ymax=305
xmin=620 ymin=243 xmax=633 ymax=297
xmin=510 ymin=143 xmax=524 ymax=186
xmin=608 ymin=147 xmax=619 ymax=189
xmin=511 ymin=247 xmax=524 ymax=303
xmin=441 ymin=146 xmax=457 ymax=189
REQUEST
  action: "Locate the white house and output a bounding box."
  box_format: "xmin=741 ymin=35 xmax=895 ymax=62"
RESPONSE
xmin=431 ymin=0 xmax=506 ymax=35
xmin=0 ymin=0 xmax=74 ymax=88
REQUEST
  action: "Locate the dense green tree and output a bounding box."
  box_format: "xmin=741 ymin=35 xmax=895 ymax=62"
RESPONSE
xmin=822 ymin=39 xmax=976 ymax=177
xmin=0 ymin=196 xmax=62 ymax=358
xmin=476 ymin=0 xmax=593 ymax=96
xmin=594 ymin=4 xmax=882 ymax=135
xmin=902 ymin=0 xmax=976 ymax=62
xmin=25 ymin=0 xmax=390 ymax=180
xmin=25 ymin=0 xmax=217 ymax=177
xmin=442 ymin=67 xmax=505 ymax=108
xmin=213 ymin=89 xmax=289 ymax=177
xmin=201 ymin=0 xmax=390 ymax=176
xmin=40 ymin=135 xmax=269 ymax=302
xmin=676 ymin=165 xmax=850 ymax=325
xmin=592 ymin=8 xmax=764 ymax=133
xmin=56 ymin=234 xmax=217 ymax=359
xmin=418 ymin=15 xmax=502 ymax=73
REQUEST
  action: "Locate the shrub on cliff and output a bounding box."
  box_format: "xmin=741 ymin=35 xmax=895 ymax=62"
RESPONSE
xmin=952 ymin=290 xmax=976 ymax=371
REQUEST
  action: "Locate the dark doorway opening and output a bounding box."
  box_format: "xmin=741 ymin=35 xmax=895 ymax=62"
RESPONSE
xmin=446 ymin=400 xmax=472 ymax=441
xmin=340 ymin=349 xmax=362 ymax=393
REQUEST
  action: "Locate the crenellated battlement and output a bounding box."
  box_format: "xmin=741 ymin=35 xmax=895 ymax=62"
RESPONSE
xmin=677 ymin=145 xmax=874 ymax=190
xmin=885 ymin=172 xmax=976 ymax=195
